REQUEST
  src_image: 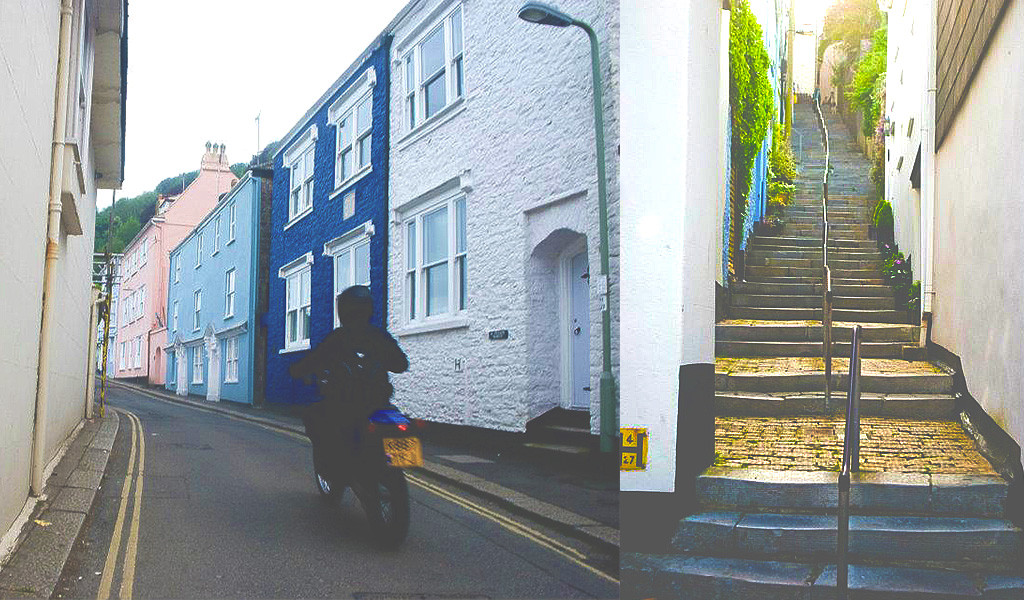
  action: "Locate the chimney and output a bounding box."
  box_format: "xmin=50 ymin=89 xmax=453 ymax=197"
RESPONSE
xmin=201 ymin=142 xmax=230 ymax=171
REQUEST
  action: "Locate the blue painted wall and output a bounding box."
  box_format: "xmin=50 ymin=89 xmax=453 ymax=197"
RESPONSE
xmin=264 ymin=37 xmax=391 ymax=405
xmin=165 ymin=174 xmax=261 ymax=404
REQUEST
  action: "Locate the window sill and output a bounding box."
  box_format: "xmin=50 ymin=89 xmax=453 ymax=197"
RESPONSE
xmin=279 ymin=341 xmax=311 ymax=354
xmin=396 ymin=315 xmax=469 ymax=337
xmin=396 ymin=97 xmax=467 ymax=152
xmin=226 ymin=238 xmax=235 ymax=245
xmin=212 ymin=250 xmax=220 ymax=256
xmin=331 ymin=165 xmax=372 ymax=198
xmin=284 ymin=206 xmax=314 ymax=231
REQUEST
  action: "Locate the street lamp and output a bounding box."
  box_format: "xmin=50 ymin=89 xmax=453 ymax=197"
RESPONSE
xmin=518 ymin=2 xmax=617 ymax=454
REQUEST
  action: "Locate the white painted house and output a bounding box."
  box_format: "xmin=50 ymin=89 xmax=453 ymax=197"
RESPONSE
xmin=0 ymin=0 xmax=126 ymax=552
xmin=385 ymin=0 xmax=619 ymax=436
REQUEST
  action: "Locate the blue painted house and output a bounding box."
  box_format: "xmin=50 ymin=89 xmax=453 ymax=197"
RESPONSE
xmin=164 ymin=169 xmax=273 ymax=404
xmin=264 ymin=34 xmax=392 ymax=405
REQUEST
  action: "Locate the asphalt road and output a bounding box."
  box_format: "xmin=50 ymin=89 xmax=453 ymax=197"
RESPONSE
xmin=55 ymin=387 xmax=618 ymax=599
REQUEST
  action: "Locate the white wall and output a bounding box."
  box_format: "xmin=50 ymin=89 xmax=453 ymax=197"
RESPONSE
xmin=387 ymin=0 xmax=619 ymax=433
xmin=884 ymin=0 xmax=926 ymax=271
xmin=0 ymin=0 xmax=60 ymax=544
xmin=932 ymin=0 xmax=1024 ymax=449
xmin=620 ymin=0 xmax=723 ymax=493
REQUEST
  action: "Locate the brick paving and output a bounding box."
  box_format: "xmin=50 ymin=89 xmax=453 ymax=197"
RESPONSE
xmin=716 ymin=356 xmax=946 ymax=375
xmin=715 ymin=416 xmax=997 ymax=474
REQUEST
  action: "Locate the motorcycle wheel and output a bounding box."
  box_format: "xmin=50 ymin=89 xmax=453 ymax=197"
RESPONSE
xmin=363 ymin=468 xmax=410 ymax=548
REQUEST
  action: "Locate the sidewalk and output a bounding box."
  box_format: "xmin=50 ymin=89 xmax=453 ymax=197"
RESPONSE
xmin=104 ymin=380 xmax=619 ymax=552
xmin=0 ymin=410 xmax=118 ymax=599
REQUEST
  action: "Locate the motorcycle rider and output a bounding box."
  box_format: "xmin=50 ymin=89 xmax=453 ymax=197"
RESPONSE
xmin=289 ymin=285 xmax=408 ymax=489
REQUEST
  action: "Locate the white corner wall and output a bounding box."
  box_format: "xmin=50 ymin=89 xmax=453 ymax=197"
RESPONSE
xmin=620 ymin=0 xmax=722 ymax=493
xmin=932 ymin=0 xmax=1024 ymax=449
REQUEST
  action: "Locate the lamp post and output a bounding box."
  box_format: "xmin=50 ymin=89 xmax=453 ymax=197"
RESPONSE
xmin=518 ymin=2 xmax=617 ymax=453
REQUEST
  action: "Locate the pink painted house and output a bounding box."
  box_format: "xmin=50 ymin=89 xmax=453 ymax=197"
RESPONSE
xmin=113 ymin=144 xmax=237 ymax=385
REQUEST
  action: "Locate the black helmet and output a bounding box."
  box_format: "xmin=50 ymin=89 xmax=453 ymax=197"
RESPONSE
xmin=337 ymin=285 xmax=373 ymax=326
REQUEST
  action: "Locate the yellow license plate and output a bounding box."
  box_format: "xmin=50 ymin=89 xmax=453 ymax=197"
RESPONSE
xmin=383 ymin=437 xmax=423 ymax=468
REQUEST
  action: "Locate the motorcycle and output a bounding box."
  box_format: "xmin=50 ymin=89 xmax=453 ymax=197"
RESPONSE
xmin=300 ymin=364 xmax=423 ymax=548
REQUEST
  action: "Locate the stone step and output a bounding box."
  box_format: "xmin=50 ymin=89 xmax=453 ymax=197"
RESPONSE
xmin=673 ymin=512 xmax=1022 ymax=565
xmin=731 ymin=295 xmax=895 ymax=310
xmin=696 ymin=469 xmax=1008 ymax=517
xmin=746 ymin=248 xmax=882 ymax=258
xmin=715 ymin=340 xmax=915 ymax=359
xmin=742 ymin=276 xmax=886 ymax=286
xmin=729 ymin=306 xmax=907 ymax=323
xmin=731 ymin=282 xmax=893 ymax=297
xmin=750 ymin=236 xmax=877 ymax=249
xmin=746 ymin=266 xmax=881 ymax=279
xmin=622 ymin=554 xmax=1024 ymax=599
xmin=715 ymin=370 xmax=953 ymax=394
xmin=716 ymin=323 xmax=918 ymax=342
xmin=748 ymin=258 xmax=883 ymax=269
xmin=714 ymin=391 xmax=956 ymax=417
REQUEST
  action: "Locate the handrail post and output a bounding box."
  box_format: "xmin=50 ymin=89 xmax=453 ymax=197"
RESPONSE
xmin=838 ymin=324 xmax=863 ymax=599
xmin=838 ymin=469 xmax=850 ymax=597
xmin=849 ymin=326 xmax=862 ymax=472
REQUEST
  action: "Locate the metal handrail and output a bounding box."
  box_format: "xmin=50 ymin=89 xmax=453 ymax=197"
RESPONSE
xmin=837 ymin=324 xmax=863 ymax=598
xmin=812 ymin=95 xmax=833 ymax=404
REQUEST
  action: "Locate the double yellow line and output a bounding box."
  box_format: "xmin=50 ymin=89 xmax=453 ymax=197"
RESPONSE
xmin=405 ymin=473 xmax=620 ymax=585
xmin=97 ymin=409 xmax=145 ymax=600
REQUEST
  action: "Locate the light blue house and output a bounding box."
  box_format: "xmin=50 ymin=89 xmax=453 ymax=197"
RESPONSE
xmin=164 ymin=169 xmax=273 ymax=404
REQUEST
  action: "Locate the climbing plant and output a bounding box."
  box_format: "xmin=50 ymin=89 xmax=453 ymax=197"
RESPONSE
xmin=846 ymin=25 xmax=888 ymax=137
xmin=729 ymin=0 xmax=774 ymax=250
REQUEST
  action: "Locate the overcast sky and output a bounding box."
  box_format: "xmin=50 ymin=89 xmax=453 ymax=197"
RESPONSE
xmin=107 ymin=0 xmax=408 ymax=206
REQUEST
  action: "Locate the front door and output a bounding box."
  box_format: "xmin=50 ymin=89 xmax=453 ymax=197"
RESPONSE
xmin=206 ymin=334 xmax=220 ymax=402
xmin=569 ymin=251 xmax=591 ymax=410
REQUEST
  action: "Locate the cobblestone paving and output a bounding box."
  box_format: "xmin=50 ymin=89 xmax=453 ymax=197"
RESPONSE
xmin=716 ymin=356 xmax=945 ymax=375
xmin=715 ymin=416 xmax=997 ymax=474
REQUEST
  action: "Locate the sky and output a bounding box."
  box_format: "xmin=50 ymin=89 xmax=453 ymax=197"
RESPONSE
xmin=106 ymin=0 xmax=409 ymax=206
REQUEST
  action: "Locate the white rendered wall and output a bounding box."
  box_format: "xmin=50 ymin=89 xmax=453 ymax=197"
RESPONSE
xmin=0 ymin=0 xmax=58 ymax=543
xmin=932 ymin=0 xmax=1024 ymax=449
xmin=620 ymin=0 xmax=723 ymax=493
xmin=387 ymin=0 xmax=619 ymax=433
xmin=884 ymin=0 xmax=926 ymax=273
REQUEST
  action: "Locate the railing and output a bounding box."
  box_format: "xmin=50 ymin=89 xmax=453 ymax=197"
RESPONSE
xmin=837 ymin=324 xmax=863 ymax=598
xmin=812 ymin=95 xmax=833 ymax=404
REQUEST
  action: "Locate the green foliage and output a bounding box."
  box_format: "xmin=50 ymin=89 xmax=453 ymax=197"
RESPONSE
xmin=819 ymin=0 xmax=884 ymax=61
xmin=729 ymin=0 xmax=774 ymax=222
xmin=154 ymin=171 xmax=198 ymax=197
xmin=846 ymin=26 xmax=887 ymax=137
xmin=769 ymin=123 xmax=797 ymax=184
xmin=230 ymin=163 xmax=248 ymax=179
xmin=880 ymin=244 xmax=915 ymax=314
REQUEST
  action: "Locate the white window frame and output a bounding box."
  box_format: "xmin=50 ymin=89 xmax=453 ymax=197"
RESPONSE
xmin=327 ymin=67 xmax=376 ymax=195
xmin=192 ymin=345 xmax=203 ymax=384
xmin=228 ymin=203 xmax=236 ymax=242
xmin=193 ymin=289 xmax=202 ymax=332
xmin=224 ymin=336 xmax=239 ymax=383
xmin=196 ymin=234 xmax=203 ymax=268
xmin=400 ymin=4 xmax=465 ymax=134
xmin=278 ymin=252 xmax=314 ymax=352
xmin=172 ymin=300 xmax=178 ymax=333
xmin=323 ymin=221 xmax=374 ymax=328
xmin=225 ymin=268 xmax=236 ymax=318
xmin=174 ymin=254 xmax=180 ymax=283
xmin=283 ymin=125 xmax=317 ymax=227
xmin=135 ymin=337 xmax=142 ymax=369
xmin=402 ymin=192 xmax=467 ymax=324
xmin=119 ymin=341 xmax=125 ymax=371
xmin=214 ymin=217 xmax=221 ymax=254
xmin=139 ymin=286 xmax=145 ymax=322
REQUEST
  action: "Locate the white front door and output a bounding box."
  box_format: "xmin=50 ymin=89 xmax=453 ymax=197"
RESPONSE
xmin=206 ymin=334 xmax=220 ymax=402
xmin=569 ymin=251 xmax=591 ymax=410
xmin=175 ymin=345 xmax=187 ymax=396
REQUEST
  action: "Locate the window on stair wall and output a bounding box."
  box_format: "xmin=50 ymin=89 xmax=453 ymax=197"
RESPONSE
xmin=193 ymin=289 xmax=202 ymax=331
xmin=324 ymin=223 xmax=372 ymax=328
xmin=224 ymin=336 xmax=239 ymax=383
xmin=402 ymin=4 xmax=464 ymax=132
xmin=279 ymin=252 xmax=313 ymax=351
xmin=225 ymin=268 xmax=235 ymax=318
xmin=403 ymin=193 xmax=467 ymax=322
xmin=284 ymin=125 xmax=317 ymax=225
xmin=192 ymin=345 xmax=203 ymax=384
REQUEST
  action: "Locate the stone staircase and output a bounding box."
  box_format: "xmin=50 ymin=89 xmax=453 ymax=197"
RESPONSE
xmin=622 ymin=100 xmax=1024 ymax=598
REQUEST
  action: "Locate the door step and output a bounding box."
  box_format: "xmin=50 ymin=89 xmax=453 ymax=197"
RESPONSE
xmin=715 ymin=391 xmax=956 ymax=417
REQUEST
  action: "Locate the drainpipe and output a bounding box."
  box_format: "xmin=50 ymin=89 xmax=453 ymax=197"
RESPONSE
xmin=85 ymin=289 xmax=102 ymax=420
xmin=31 ymin=0 xmax=75 ymax=496
xmin=920 ymin=0 xmax=937 ymax=339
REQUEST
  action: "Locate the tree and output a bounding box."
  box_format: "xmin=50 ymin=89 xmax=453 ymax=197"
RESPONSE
xmin=819 ymin=0 xmax=884 ymax=61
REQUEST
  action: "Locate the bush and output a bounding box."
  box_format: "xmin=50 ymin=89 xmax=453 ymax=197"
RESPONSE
xmin=769 ymin=123 xmax=798 ymax=183
xmin=846 ymin=25 xmax=887 ymax=137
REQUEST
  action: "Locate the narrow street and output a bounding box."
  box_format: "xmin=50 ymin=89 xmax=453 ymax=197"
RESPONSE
xmin=54 ymin=386 xmax=617 ymax=599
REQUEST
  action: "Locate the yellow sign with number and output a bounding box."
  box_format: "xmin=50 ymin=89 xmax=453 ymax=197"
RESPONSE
xmin=620 ymin=427 xmax=648 ymax=471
